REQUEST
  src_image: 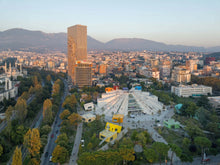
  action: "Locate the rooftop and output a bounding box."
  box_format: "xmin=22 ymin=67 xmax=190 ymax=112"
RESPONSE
xmin=81 ymin=113 xmax=96 ymax=119
xmin=208 ymin=96 xmax=220 ymax=103
xmin=177 ymin=84 xmax=211 ymax=89
xmin=100 ymin=129 xmax=116 ymax=137
xmin=164 ymin=119 xmax=180 ymax=125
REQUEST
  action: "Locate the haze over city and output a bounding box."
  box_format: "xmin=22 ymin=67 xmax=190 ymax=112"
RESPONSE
xmin=0 ymin=0 xmax=220 ymax=47
xmin=0 ymin=0 xmax=220 ymax=165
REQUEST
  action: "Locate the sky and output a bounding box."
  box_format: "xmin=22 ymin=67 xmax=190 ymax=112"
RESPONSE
xmin=0 ymin=0 xmax=219 ymax=47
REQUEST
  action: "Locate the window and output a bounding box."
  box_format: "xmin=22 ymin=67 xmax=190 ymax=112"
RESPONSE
xmin=101 ymin=136 xmax=105 ymax=139
xmin=110 ymin=137 xmax=113 ymax=141
xmin=115 ymin=128 xmax=118 ymax=132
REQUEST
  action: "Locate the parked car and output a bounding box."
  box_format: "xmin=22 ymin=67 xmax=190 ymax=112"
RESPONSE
xmin=49 ymin=156 xmax=52 ymax=162
xmin=51 ymin=134 xmax=54 ymax=138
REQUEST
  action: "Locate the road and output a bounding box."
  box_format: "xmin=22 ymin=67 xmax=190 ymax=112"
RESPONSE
xmin=40 ymin=79 xmax=68 ymax=165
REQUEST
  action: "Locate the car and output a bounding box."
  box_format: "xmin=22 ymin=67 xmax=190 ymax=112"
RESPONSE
xmin=56 ymin=130 xmax=59 ymax=134
xmin=49 ymin=156 xmax=52 ymax=162
xmin=51 ymin=134 xmax=54 ymax=138
xmin=58 ymin=124 xmax=61 ymax=127
xmin=45 ymin=152 xmax=48 ymax=157
xmin=202 ymin=158 xmax=210 ymax=163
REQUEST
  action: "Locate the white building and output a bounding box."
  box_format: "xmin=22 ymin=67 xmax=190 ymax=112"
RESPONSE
xmin=84 ymin=102 xmax=94 ymax=111
xmin=171 ymin=84 xmax=212 ymax=97
xmin=0 ymin=77 xmax=19 ymax=102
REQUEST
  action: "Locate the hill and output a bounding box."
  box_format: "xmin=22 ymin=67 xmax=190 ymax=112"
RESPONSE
xmin=0 ymin=28 xmax=219 ymax=53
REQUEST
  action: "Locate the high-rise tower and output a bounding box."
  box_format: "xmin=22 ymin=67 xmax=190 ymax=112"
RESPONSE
xmin=68 ymin=25 xmax=87 ymax=84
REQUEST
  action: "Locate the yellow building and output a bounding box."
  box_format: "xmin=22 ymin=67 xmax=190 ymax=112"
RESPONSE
xmin=105 ymin=122 xmax=122 ymax=133
xmin=99 ymin=122 xmax=122 ymax=142
xmin=99 ymin=130 xmax=117 ymax=142
xmin=112 ymin=114 xmax=124 ymax=123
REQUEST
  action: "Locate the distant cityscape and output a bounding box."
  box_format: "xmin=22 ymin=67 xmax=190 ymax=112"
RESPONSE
xmin=0 ymin=24 xmax=219 ymax=165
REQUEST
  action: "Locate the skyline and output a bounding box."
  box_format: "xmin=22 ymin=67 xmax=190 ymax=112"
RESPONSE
xmin=0 ymin=0 xmax=220 ymax=47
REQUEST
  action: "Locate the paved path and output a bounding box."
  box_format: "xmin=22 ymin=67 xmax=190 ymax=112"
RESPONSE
xmin=69 ymin=122 xmax=83 ymax=165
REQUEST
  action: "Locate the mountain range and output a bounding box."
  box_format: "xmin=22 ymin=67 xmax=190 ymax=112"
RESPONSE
xmin=0 ymin=28 xmax=220 ymax=53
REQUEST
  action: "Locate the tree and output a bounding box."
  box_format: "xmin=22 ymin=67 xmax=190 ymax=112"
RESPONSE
xmin=93 ymin=91 xmax=99 ymax=100
xmin=197 ymin=95 xmax=211 ymax=109
xmin=55 ymin=133 xmax=68 ymax=148
xmin=87 ymin=142 xmax=93 ymax=151
xmin=12 ymin=146 xmax=22 ymax=165
xmin=152 ymin=142 xmax=169 ymax=165
xmin=185 ymin=102 xmax=198 ymax=117
xmin=180 ymin=153 xmax=193 ymax=163
xmin=144 ymin=148 xmax=158 ymax=164
xmin=34 ymin=83 xmax=42 ymax=93
xmin=31 ymin=158 xmax=40 ymax=165
xmin=28 ymin=86 xmax=35 ymax=95
xmin=185 ymin=122 xmax=204 ymax=140
xmin=52 ymin=82 xmax=60 ymax=96
xmin=59 ymin=109 xmax=70 ymax=120
xmin=62 ymin=94 xmax=77 ymax=112
xmin=5 ymin=105 xmax=14 ymax=122
xmin=119 ymin=148 xmax=135 ymax=164
xmin=136 ymin=132 xmax=147 ymax=146
xmin=0 ymin=144 xmax=3 ymax=157
xmin=52 ymin=145 xmax=68 ymax=165
xmin=20 ymin=91 xmax=29 ymax=100
xmin=120 ymin=137 xmax=133 ymax=149
xmin=11 ymin=125 xmax=26 ymax=144
xmin=182 ymin=138 xmax=190 ymax=147
xmin=32 ymin=76 xmax=39 ymax=87
xmin=40 ymin=125 xmax=51 ymax=136
xmin=23 ymin=128 xmax=42 ymax=159
xmin=46 ymin=75 xmax=52 ymax=82
xmin=15 ymin=97 xmax=27 ymax=122
xmin=68 ymin=113 xmax=82 ymax=128
xmin=43 ymin=99 xmax=53 ymax=124
xmin=131 ymin=130 xmax=138 ymax=141
xmin=169 ymin=143 xmax=182 ymax=165
xmin=194 ymin=136 xmax=211 ymax=160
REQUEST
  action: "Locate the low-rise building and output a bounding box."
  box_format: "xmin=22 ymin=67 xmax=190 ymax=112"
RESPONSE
xmin=164 ymin=119 xmax=180 ymax=129
xmin=84 ymin=102 xmax=94 ymax=111
xmin=208 ymin=96 xmax=220 ymax=115
xmin=99 ymin=130 xmax=117 ymax=142
xmin=171 ymin=84 xmax=212 ymax=97
xmin=112 ymin=114 xmax=124 ymax=123
xmin=81 ymin=113 xmax=96 ymax=123
xmin=99 ymin=122 xmax=122 ymax=142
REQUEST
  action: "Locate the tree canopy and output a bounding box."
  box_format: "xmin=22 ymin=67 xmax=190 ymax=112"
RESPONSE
xmin=12 ymin=146 xmax=22 ymax=165
xmin=52 ymin=145 xmax=68 ymax=164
